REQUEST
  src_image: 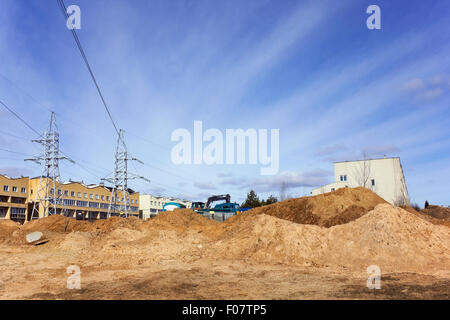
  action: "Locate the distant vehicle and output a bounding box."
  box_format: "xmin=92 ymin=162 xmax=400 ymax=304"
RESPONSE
xmin=194 ymin=194 xmax=249 ymax=220
xmin=162 ymin=202 xmax=186 ymax=211
xmin=191 ymin=201 xmax=205 ymax=213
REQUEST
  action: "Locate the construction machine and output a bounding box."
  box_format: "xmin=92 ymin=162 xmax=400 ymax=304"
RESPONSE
xmin=205 ymin=194 xmax=231 ymax=209
xmin=194 ymin=194 xmax=249 ymax=221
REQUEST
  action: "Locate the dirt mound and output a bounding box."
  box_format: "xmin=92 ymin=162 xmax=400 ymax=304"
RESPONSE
xmin=141 ymin=209 xmax=218 ymax=234
xmin=208 ymin=204 xmax=450 ymax=273
xmin=243 ymin=187 xmax=387 ymax=227
xmin=323 ymin=204 xmax=450 ymax=272
xmin=210 ymin=213 xmax=326 ymax=265
xmin=0 ymin=220 xmax=22 ymax=244
xmin=401 ymin=206 xmax=450 ymax=228
xmin=21 ymin=215 xmax=91 ymax=233
xmin=0 ymin=219 xmax=20 ymax=237
xmin=19 ymin=215 xmax=145 ymax=235
xmin=88 ymin=216 xmax=143 ymax=233
xmin=59 ymin=231 xmax=93 ymax=252
xmin=422 ymin=205 xmax=450 ymax=220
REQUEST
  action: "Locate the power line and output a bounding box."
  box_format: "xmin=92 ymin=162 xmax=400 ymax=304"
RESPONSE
xmin=141 ymin=162 xmax=193 ymax=183
xmin=0 ymin=91 xmax=111 ymax=184
xmin=0 ymin=72 xmax=54 ymax=114
xmin=0 ymin=94 xmax=111 ymax=184
xmin=0 ymin=147 xmax=34 ymax=157
xmin=0 ymin=97 xmax=190 ymax=192
xmin=0 ymin=98 xmax=111 ymax=187
xmin=0 ymin=98 xmax=41 ymax=136
xmin=0 ymin=71 xmax=105 ymax=141
xmin=123 ymin=131 xmax=200 ymax=182
xmin=125 ymin=131 xmax=171 ymax=151
xmin=0 ymin=130 xmax=42 ymax=153
xmin=57 ymin=0 xmax=120 ymax=137
xmin=0 ymin=130 xmax=33 ymax=141
xmin=60 ymin=150 xmax=111 ymax=177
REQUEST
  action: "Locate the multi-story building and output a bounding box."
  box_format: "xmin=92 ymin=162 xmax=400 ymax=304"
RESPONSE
xmin=311 ymin=157 xmax=409 ymax=205
xmin=0 ymin=175 xmax=29 ymax=223
xmin=0 ymin=174 xmax=139 ymax=223
xmin=139 ymin=194 xmax=192 ymax=219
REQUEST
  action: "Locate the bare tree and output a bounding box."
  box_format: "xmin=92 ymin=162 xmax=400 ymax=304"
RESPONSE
xmin=394 ymin=184 xmax=410 ymax=206
xmin=353 ymin=152 xmax=372 ymax=189
xmin=394 ymin=193 xmax=409 ymax=207
xmin=279 ymin=182 xmax=287 ymax=201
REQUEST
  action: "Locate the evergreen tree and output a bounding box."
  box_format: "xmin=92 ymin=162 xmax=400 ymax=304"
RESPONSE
xmin=265 ymin=195 xmax=278 ymax=205
xmin=241 ymin=190 xmax=261 ymax=208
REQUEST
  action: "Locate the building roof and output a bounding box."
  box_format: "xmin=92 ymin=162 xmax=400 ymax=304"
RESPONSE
xmin=140 ymin=193 xmax=191 ymax=202
xmin=333 ymin=156 xmax=400 ymax=164
xmin=0 ymin=174 xmax=29 ymax=180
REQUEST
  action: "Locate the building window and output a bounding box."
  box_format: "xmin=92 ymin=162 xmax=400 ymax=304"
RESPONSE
xmin=58 ymin=189 xmax=62 ymax=195
xmin=340 ymin=175 xmax=347 ymax=182
xmin=101 ymin=195 xmax=105 ymax=201
xmin=12 ymin=186 xmax=17 ymax=192
xmin=371 ymin=179 xmax=375 ymax=186
xmin=95 ymin=194 xmax=99 ymax=200
xmin=3 ymin=185 xmax=8 ymax=192
xmin=78 ymin=192 xmax=81 ymax=198
xmin=64 ymin=190 xmax=68 ymax=196
xmin=21 ymin=187 xmax=26 ymax=193
xmin=136 ymin=200 xmax=138 ymax=205
xmin=71 ymin=191 xmax=75 ymax=197
xmin=84 ymin=193 xmax=87 ymax=198
xmin=106 ymin=196 xmax=109 ymax=201
xmin=51 ymin=188 xmax=54 ymax=194
xmin=89 ymin=194 xmax=93 ymax=199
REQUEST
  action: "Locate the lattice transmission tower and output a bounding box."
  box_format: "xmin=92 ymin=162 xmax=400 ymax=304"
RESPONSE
xmin=102 ymin=129 xmax=149 ymax=218
xmin=25 ymin=112 xmax=74 ymax=219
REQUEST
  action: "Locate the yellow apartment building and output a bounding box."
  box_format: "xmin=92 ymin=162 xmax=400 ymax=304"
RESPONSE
xmin=0 ymin=175 xmax=28 ymax=222
xmin=0 ymin=174 xmax=139 ymax=223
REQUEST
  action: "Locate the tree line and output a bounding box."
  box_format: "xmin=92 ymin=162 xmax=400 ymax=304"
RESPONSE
xmin=241 ymin=190 xmax=278 ymax=208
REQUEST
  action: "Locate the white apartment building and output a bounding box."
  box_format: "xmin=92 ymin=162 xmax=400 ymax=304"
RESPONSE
xmin=139 ymin=194 xmax=192 ymax=219
xmin=311 ymin=157 xmax=409 ymax=205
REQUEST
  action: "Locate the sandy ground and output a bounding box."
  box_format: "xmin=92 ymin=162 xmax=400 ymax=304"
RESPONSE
xmin=0 ymin=245 xmax=448 ymax=300
xmin=1 ymin=192 xmax=449 ymax=300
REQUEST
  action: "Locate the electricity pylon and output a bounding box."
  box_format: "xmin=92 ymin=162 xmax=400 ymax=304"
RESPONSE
xmin=25 ymin=112 xmax=74 ymax=219
xmin=102 ymin=129 xmax=149 ymax=218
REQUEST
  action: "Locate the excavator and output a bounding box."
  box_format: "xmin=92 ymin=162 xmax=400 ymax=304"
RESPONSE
xmin=205 ymin=194 xmax=231 ymax=209
xmin=193 ymin=194 xmax=249 ymax=221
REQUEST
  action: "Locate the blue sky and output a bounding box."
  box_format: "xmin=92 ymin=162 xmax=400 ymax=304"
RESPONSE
xmin=0 ymin=0 xmax=449 ymax=205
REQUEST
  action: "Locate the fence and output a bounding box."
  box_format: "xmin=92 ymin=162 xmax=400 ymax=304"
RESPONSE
xmin=199 ymin=211 xmax=235 ymax=222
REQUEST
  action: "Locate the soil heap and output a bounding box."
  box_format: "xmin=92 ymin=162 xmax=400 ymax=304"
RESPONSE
xmin=244 ymin=187 xmax=387 ymax=227
xmin=208 ymin=204 xmax=450 ymax=272
xmin=421 ymin=205 xmax=450 ymax=220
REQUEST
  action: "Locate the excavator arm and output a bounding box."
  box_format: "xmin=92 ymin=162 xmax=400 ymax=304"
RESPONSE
xmin=205 ymin=194 xmax=231 ymax=208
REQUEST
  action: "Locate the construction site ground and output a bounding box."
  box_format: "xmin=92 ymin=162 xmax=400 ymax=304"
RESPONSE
xmin=0 ymin=188 xmax=449 ymax=300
